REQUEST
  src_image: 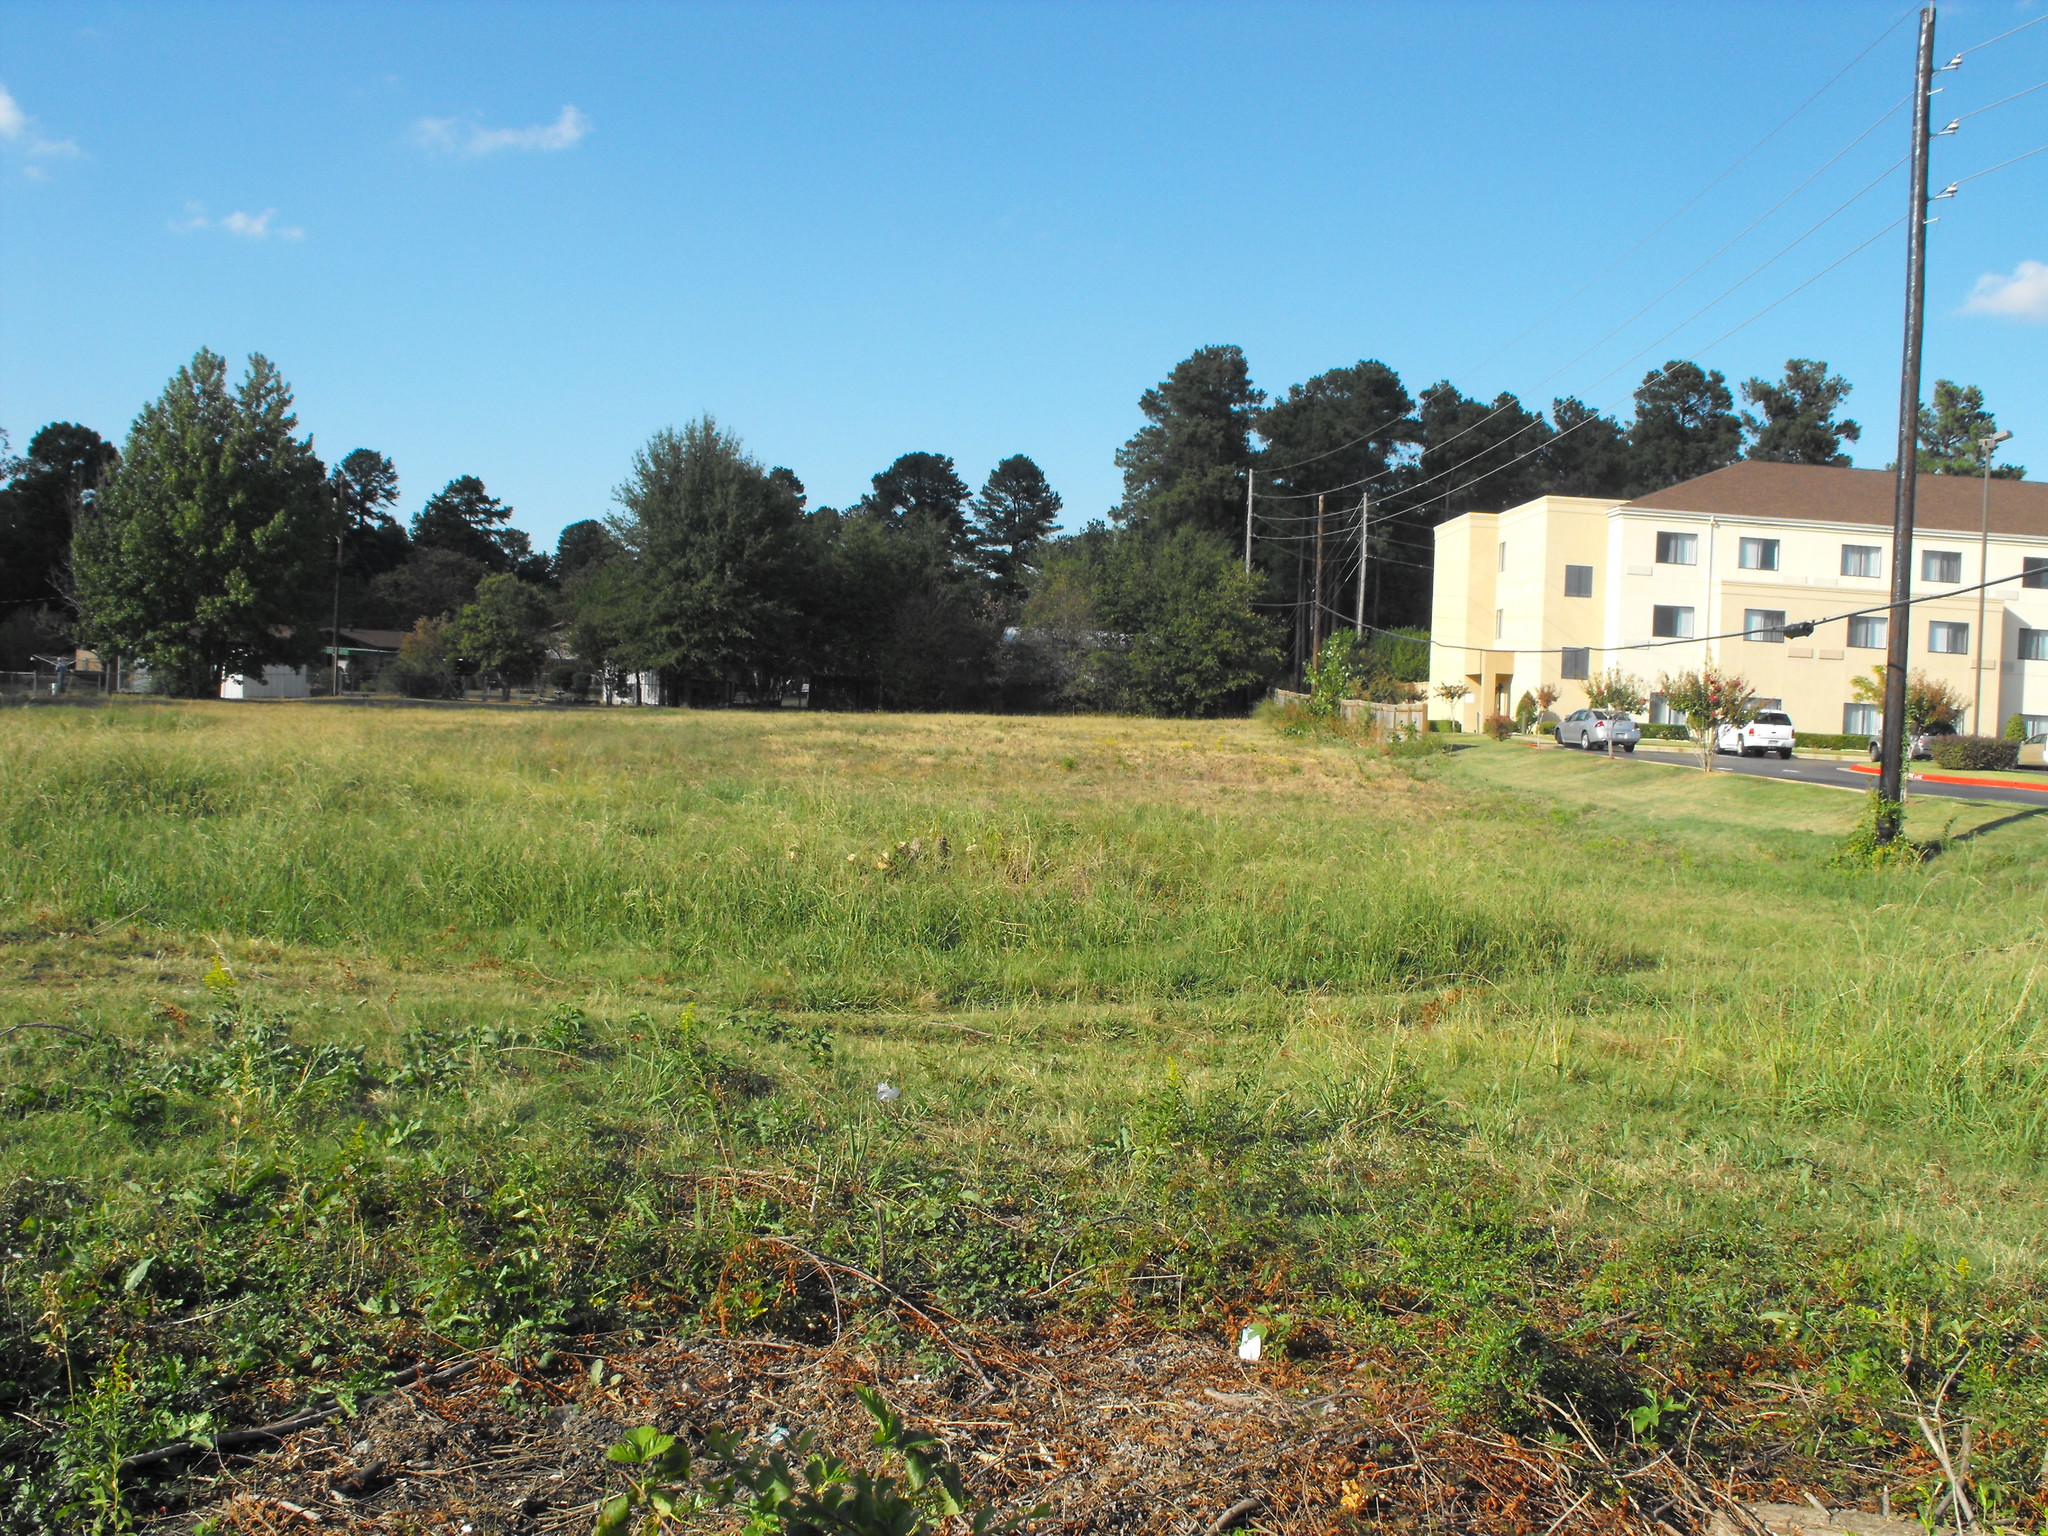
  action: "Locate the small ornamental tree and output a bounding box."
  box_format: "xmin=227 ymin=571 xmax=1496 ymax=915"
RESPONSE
xmin=1535 ymin=682 xmax=1560 ymax=715
xmin=1658 ymin=665 xmax=1752 ymax=771
xmin=1434 ymin=680 xmax=1471 ymax=728
xmin=1850 ymin=666 xmax=1964 ymax=736
xmin=1584 ymin=668 xmax=1647 ymax=758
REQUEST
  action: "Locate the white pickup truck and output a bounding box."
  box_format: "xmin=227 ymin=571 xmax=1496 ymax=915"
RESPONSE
xmin=1715 ymin=710 xmax=1795 ymax=759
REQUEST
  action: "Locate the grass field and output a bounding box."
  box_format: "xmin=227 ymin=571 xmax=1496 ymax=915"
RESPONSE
xmin=3 ymin=700 xmax=2046 ymax=1532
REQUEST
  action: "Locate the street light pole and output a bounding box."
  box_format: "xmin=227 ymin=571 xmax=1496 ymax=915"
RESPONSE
xmin=1972 ymin=429 xmax=2012 ymax=733
xmin=1875 ymin=5 xmax=1938 ymax=840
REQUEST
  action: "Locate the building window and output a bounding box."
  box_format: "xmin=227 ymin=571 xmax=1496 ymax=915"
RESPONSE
xmin=2013 ymin=714 xmax=2048 ymax=739
xmin=1743 ymin=609 xmax=1787 ymax=642
xmin=1847 ymin=613 xmax=1887 ymax=649
xmin=1921 ymin=549 xmax=1962 ymax=584
xmin=1494 ymin=608 xmax=1504 ymax=639
xmin=1844 ymin=703 xmax=1880 ymax=736
xmin=1564 ymin=564 xmax=1593 ymax=598
xmin=1498 ymin=543 xmax=1507 ymax=571
xmin=1655 ymin=531 xmax=1698 ymax=566
xmin=1738 ymin=537 xmax=1779 ymax=571
xmin=1561 ymin=647 xmax=1590 ymax=680
xmin=1652 ymin=604 xmax=1694 ymax=639
xmin=2025 ymin=557 xmax=2048 ymax=590
xmin=1648 ymin=692 xmax=1674 ymax=724
xmin=2018 ymin=628 xmax=2048 ymax=662
xmin=1841 ymin=544 xmax=1881 ymax=578
xmin=1928 ymin=620 xmax=1969 ymax=655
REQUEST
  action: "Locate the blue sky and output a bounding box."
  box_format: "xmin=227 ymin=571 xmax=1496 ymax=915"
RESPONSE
xmin=2 ymin=1 xmax=2043 ymax=551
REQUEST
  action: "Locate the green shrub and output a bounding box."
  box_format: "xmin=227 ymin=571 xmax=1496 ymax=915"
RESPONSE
xmin=1639 ymin=723 xmax=1691 ymax=741
xmin=2006 ymin=714 xmax=2031 ymax=743
xmin=1794 ymin=732 xmax=1868 ymax=752
xmin=1929 ymin=735 xmax=2020 ymax=772
xmin=1428 ymin=718 xmax=1461 ymax=733
xmin=1537 ymin=721 xmax=1558 ymax=737
xmin=1484 ymin=713 xmax=1515 ymax=742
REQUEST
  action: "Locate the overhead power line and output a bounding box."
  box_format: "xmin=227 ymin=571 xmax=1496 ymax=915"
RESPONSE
xmin=1248 ymin=6 xmax=1918 ymax=481
xmin=1954 ymin=12 xmax=2047 ymax=58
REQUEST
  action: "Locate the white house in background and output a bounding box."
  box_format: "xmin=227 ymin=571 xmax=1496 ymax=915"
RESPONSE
xmin=220 ymin=667 xmax=309 ymax=699
xmin=1429 ymin=461 xmax=2048 ymax=736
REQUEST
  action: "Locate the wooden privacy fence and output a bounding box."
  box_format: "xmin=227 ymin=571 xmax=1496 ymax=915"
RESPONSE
xmin=1270 ymin=689 xmax=1428 ymax=734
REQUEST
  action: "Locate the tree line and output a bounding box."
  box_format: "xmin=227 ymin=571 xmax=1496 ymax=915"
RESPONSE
xmin=0 ymin=345 xmax=2023 ymax=715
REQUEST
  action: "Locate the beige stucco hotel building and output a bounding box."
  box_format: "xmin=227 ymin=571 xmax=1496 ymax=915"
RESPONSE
xmin=1428 ymin=462 xmax=2048 ymax=737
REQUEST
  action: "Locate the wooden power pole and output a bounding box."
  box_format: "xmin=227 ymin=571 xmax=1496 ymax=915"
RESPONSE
xmin=1875 ymin=5 xmax=1938 ymax=839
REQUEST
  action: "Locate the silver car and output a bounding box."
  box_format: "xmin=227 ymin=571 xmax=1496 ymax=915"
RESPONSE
xmin=1556 ymin=708 xmax=1639 ymax=751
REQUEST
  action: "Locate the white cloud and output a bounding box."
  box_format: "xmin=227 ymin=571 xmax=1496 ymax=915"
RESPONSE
xmin=1962 ymin=260 xmax=2048 ymax=323
xmin=169 ymin=203 xmax=304 ymax=240
xmin=0 ymin=82 xmax=81 ymax=161
xmin=414 ymin=104 xmax=590 ymax=157
xmin=223 ymin=208 xmax=303 ymax=240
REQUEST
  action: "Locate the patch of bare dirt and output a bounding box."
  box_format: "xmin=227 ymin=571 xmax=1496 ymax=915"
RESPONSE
xmin=142 ymin=1322 xmax=1778 ymax=1536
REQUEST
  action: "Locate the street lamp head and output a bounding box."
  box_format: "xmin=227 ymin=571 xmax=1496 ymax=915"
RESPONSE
xmin=1979 ymin=430 xmax=2013 ymax=449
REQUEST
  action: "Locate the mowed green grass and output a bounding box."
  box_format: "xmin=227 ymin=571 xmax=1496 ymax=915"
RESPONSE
xmin=4 ymin=700 xmax=2047 ymax=1530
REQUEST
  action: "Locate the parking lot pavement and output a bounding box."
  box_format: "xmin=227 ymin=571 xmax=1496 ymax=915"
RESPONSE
xmin=1562 ymin=742 xmax=2048 ymax=808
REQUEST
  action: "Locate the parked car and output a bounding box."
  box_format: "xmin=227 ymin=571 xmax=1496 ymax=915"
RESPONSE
xmin=1866 ymin=720 xmax=1956 ymax=760
xmin=1556 ymin=708 xmax=1639 ymax=751
xmin=2021 ymin=732 xmax=2048 ymax=769
xmin=1716 ymin=710 xmax=1795 ymax=759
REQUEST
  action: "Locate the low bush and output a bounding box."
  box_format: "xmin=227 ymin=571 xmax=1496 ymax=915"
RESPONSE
xmin=1929 ymin=735 xmax=2021 ymax=772
xmin=2005 ymin=714 xmax=2030 ymax=742
xmin=1537 ymin=721 xmax=1558 ymax=737
xmin=1484 ymin=713 xmax=1515 ymax=742
xmin=1428 ymin=718 xmax=1461 ymax=733
xmin=1794 ymin=732 xmax=1868 ymax=752
xmin=1638 ymin=723 xmax=1691 ymax=741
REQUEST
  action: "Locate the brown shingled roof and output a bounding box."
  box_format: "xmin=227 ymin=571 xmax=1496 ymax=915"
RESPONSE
xmin=1625 ymin=460 xmax=2048 ymax=536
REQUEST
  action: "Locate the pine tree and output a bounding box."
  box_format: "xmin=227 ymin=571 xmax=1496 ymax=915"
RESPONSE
xmin=72 ymin=350 xmax=328 ymax=693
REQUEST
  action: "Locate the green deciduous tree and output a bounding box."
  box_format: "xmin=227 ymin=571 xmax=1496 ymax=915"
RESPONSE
xmin=72 ymin=350 xmax=328 ymax=694
xmin=1916 ymin=380 xmax=2025 ymax=478
xmin=0 ymin=421 xmax=119 ymax=615
xmin=1628 ymin=361 xmax=1742 ymax=491
xmin=554 ymin=519 xmax=620 ymax=581
xmin=1028 ymin=525 xmax=1277 ymax=716
xmin=611 ymin=417 xmax=804 ymax=700
xmin=451 ymin=573 xmax=554 ymax=700
xmin=1115 ymin=345 xmax=1263 ymax=538
xmin=1741 ymin=359 xmax=1860 ymax=466
xmin=966 ymin=454 xmax=1062 ymax=598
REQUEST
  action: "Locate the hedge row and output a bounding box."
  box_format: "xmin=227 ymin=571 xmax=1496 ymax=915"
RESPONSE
xmin=1930 ymin=735 xmax=2022 ymax=771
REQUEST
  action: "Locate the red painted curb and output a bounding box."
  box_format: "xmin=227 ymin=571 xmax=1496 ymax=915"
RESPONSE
xmin=1846 ymin=762 xmax=2048 ymax=793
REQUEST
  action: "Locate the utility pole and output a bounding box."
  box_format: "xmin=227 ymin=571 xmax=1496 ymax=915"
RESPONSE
xmin=1972 ymin=429 xmax=2012 ymax=733
xmin=1244 ymin=469 xmax=1254 ymax=573
xmin=330 ymin=490 xmax=346 ymax=697
xmin=1875 ymin=4 xmax=1938 ymax=839
xmin=1354 ymin=492 xmax=1369 ymax=636
xmin=1312 ymin=493 xmax=1326 ymax=663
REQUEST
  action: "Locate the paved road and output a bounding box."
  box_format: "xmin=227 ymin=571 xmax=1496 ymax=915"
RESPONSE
xmin=1570 ymin=743 xmax=2048 ymax=808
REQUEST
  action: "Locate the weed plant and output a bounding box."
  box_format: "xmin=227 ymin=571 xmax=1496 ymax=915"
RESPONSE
xmin=2 ymin=703 xmax=2045 ymax=1530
